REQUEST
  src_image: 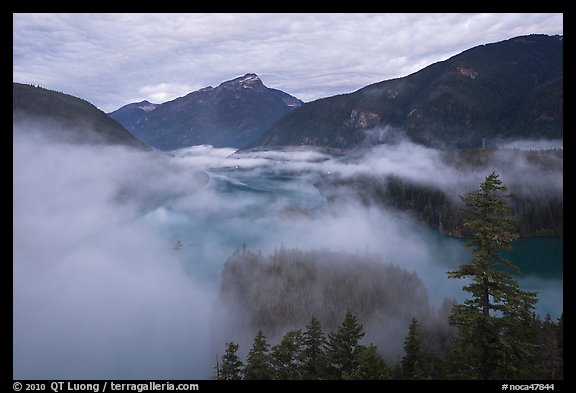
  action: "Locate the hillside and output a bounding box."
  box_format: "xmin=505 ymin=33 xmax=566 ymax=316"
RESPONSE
xmin=13 ymin=83 xmax=146 ymax=149
xmin=253 ymin=34 xmax=562 ymax=149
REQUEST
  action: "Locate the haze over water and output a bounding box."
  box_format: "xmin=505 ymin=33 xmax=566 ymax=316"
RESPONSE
xmin=13 ymin=131 xmax=562 ymax=379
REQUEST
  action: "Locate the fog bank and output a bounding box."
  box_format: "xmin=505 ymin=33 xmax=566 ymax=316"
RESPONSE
xmin=13 ymin=126 xmax=562 ymax=379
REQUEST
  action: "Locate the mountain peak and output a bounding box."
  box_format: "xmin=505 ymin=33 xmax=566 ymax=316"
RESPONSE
xmin=135 ymin=100 xmax=158 ymax=112
xmin=108 ymin=72 xmax=302 ymax=150
xmin=220 ymin=73 xmax=265 ymax=90
xmin=238 ymin=73 xmax=261 ymax=83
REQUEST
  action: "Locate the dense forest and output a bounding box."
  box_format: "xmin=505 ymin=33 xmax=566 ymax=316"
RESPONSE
xmin=213 ymin=246 xmax=455 ymax=364
xmin=215 ymin=173 xmax=563 ymax=380
xmin=316 ymin=148 xmax=563 ymax=237
xmin=216 ymin=311 xmax=562 ymax=380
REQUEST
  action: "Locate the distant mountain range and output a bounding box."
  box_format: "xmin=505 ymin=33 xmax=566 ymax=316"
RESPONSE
xmin=109 ymin=73 xmax=302 ymax=150
xmin=17 ymin=34 xmax=563 ymax=153
xmin=252 ymin=34 xmax=563 ymax=149
xmin=13 ymin=83 xmax=146 ymax=149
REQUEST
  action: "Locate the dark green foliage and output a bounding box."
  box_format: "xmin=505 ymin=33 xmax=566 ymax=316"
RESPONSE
xmin=348 ymin=344 xmax=391 ymax=380
xmin=243 ymin=330 xmax=273 ymax=380
xmin=270 ymin=330 xmax=304 ymax=380
xmin=446 ymin=172 xmax=539 ymax=379
xmin=254 ymin=34 xmax=562 ymax=149
xmin=217 ymin=313 xmax=395 ymax=380
xmin=216 ymin=309 xmax=560 ymax=379
xmin=13 ymin=83 xmax=146 ymax=149
xmin=401 ymin=318 xmax=427 ymax=379
xmin=301 ymin=316 xmax=328 ymax=379
xmin=451 ymin=171 xmax=519 ymax=282
xmin=510 ymin=193 xmax=563 ymax=237
xmin=326 ymin=311 xmax=366 ymax=379
xmin=218 ymin=342 xmax=243 ymax=380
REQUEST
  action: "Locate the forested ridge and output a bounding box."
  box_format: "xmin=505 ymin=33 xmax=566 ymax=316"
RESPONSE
xmin=316 ymin=148 xmax=563 ymax=237
xmin=253 ymin=34 xmax=562 ymax=150
xmin=13 ymin=83 xmax=146 ymax=148
xmin=219 ymin=247 xmax=433 ymax=335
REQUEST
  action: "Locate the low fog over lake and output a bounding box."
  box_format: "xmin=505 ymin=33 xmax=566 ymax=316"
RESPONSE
xmin=13 ymin=125 xmax=562 ymax=379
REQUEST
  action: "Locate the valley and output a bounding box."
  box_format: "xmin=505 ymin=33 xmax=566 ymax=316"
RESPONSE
xmin=13 ymin=31 xmax=563 ymax=380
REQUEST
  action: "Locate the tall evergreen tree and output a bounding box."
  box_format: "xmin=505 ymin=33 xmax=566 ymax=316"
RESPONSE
xmin=401 ymin=318 xmax=426 ymax=379
xmin=219 ymin=342 xmax=244 ymax=380
xmin=326 ymin=311 xmax=365 ymax=379
xmin=270 ymin=329 xmax=304 ymax=379
xmin=301 ymin=316 xmax=327 ymax=379
xmin=244 ymin=330 xmax=273 ymax=380
xmin=348 ymin=344 xmax=391 ymax=380
xmin=446 ymin=172 xmax=538 ymax=379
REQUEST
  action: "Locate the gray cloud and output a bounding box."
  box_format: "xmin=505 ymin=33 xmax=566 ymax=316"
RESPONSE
xmin=13 ymin=126 xmax=214 ymax=379
xmin=13 ymin=13 xmax=563 ymax=112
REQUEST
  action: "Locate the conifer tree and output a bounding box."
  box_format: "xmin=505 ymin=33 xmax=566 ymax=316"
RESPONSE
xmin=244 ymin=330 xmax=273 ymax=380
xmin=349 ymin=344 xmax=391 ymax=380
xmin=401 ymin=318 xmax=426 ymax=379
xmin=301 ymin=316 xmax=327 ymax=379
xmin=326 ymin=311 xmax=365 ymax=379
xmin=219 ymin=342 xmax=244 ymax=380
xmin=446 ymin=172 xmax=538 ymax=379
xmin=270 ymin=329 xmax=304 ymax=379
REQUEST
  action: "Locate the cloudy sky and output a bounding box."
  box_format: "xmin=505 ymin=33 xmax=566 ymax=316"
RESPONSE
xmin=13 ymin=13 xmax=563 ymax=113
